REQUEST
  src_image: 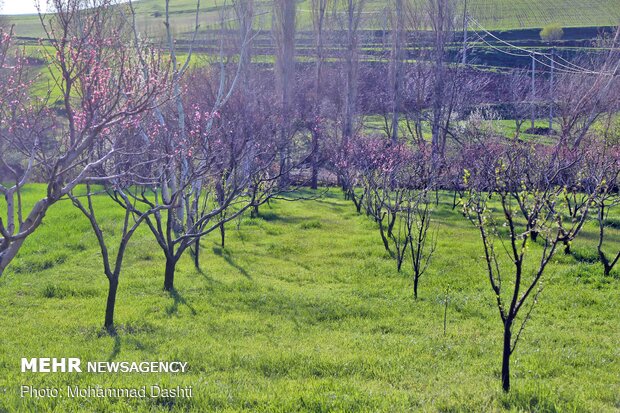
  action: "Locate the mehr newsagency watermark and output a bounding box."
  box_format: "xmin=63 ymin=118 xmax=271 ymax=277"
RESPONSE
xmin=19 ymin=358 xmax=193 ymax=399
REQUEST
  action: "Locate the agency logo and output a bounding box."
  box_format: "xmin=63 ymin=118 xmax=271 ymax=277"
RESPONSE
xmin=20 ymin=358 xmax=188 ymax=373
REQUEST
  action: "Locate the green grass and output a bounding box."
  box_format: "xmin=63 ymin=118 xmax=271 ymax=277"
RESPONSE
xmin=463 ymin=0 xmax=619 ymax=30
xmin=362 ymin=115 xmax=562 ymax=142
xmin=0 ymin=185 xmax=618 ymax=411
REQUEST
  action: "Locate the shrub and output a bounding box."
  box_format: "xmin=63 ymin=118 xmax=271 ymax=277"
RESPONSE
xmin=540 ymin=24 xmax=564 ymax=42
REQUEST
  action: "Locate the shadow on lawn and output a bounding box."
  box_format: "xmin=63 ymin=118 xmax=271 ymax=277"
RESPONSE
xmin=257 ymin=210 xmax=307 ymax=225
xmin=108 ymin=335 xmax=121 ymax=362
xmin=213 ymin=246 xmax=252 ymax=279
xmin=166 ymin=288 xmax=197 ymax=316
xmin=101 ymin=326 xmax=149 ymax=360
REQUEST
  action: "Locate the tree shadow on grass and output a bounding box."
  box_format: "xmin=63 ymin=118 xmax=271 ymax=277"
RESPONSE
xmin=569 ymin=247 xmax=599 ymax=264
xmin=257 ymin=211 xmax=306 ymax=225
xmin=313 ymin=197 xmax=349 ymax=212
xmin=193 ymin=264 xmax=227 ymax=289
xmin=101 ymin=327 xmax=148 ymax=361
xmin=108 ymin=335 xmax=121 ymax=362
xmin=213 ymin=246 xmax=252 ymax=279
xmin=166 ymin=288 xmax=197 ymax=316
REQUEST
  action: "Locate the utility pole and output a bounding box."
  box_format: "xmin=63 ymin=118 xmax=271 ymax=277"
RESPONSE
xmin=531 ymin=53 xmax=536 ymax=130
xmin=462 ymin=0 xmax=468 ymax=65
xmin=549 ymin=48 xmax=554 ymax=131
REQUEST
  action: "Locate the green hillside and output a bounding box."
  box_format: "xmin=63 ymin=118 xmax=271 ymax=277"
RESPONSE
xmin=4 ymin=0 xmax=619 ymax=39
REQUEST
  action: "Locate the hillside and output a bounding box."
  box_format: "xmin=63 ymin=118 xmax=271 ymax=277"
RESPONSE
xmin=4 ymin=0 xmax=619 ymax=40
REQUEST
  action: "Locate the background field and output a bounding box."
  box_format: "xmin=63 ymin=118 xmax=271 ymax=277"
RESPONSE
xmin=0 ymin=186 xmax=618 ymax=412
xmin=5 ymin=0 xmax=620 ymax=39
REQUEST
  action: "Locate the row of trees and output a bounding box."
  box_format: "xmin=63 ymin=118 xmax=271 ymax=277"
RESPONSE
xmin=326 ymin=6 xmax=619 ymax=392
xmin=0 ymin=0 xmax=312 ymax=333
xmin=339 ymin=127 xmax=619 ymax=392
xmin=339 ymin=116 xmax=619 ymax=393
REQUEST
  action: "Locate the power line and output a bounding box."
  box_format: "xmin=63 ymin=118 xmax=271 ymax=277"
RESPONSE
xmin=472 ymin=32 xmax=592 ymax=75
xmin=469 ymin=16 xmax=616 ymax=75
xmin=468 ymin=16 xmax=617 ymax=76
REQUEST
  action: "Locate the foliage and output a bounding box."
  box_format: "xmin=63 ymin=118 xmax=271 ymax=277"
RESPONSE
xmin=540 ymin=24 xmax=564 ymax=42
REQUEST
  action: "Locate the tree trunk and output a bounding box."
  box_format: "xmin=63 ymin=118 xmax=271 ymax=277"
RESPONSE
xmin=274 ymin=0 xmax=296 ymax=189
xmin=279 ymin=148 xmax=289 ymax=189
xmin=164 ymin=256 xmax=177 ymax=291
xmin=563 ymin=239 xmax=571 ymax=255
xmin=501 ymin=320 xmax=513 ymax=392
xmin=0 ymin=198 xmax=50 ymax=277
xmin=104 ymin=277 xmax=119 ymax=334
xmin=390 ymin=0 xmax=403 ymax=144
xmin=378 ymin=223 xmax=392 ymax=255
xmin=192 ymin=239 xmax=200 ymax=269
xmin=0 ymin=236 xmax=27 ymax=277
xmin=312 ymin=0 xmax=324 ymax=192
xmin=342 ymin=0 xmax=361 ymax=152
xmin=311 ymin=131 xmax=319 ymax=190
xmin=352 ymin=192 xmax=364 ymax=214
xmin=220 ymin=223 xmax=226 ymax=248
xmin=413 ymin=276 xmax=419 ymax=300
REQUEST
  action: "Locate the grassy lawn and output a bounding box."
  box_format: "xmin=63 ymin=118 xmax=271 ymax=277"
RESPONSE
xmin=0 ymin=186 xmax=618 ymax=412
xmin=362 ymin=115 xmax=562 ymax=143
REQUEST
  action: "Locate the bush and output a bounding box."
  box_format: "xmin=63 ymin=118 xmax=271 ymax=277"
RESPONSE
xmin=540 ymin=24 xmax=564 ymax=42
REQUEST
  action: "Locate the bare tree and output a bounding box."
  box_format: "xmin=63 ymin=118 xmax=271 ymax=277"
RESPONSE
xmin=427 ymin=0 xmax=456 ymax=160
xmin=310 ymin=0 xmax=328 ymax=189
xmin=554 ymin=26 xmax=620 ymax=147
xmin=233 ymin=0 xmax=256 ymax=177
xmin=66 ymin=109 xmax=171 ymax=333
xmin=405 ymin=190 xmax=438 ymax=299
xmin=505 ymin=68 xmax=531 ymax=139
xmin=340 ymin=0 xmax=365 ymax=151
xmin=124 ymin=0 xmax=270 ymax=290
xmin=72 ymin=187 xmax=161 ymax=334
xmin=390 ymin=0 xmax=404 ymax=143
xmin=0 ymin=0 xmax=165 ymax=276
xmin=464 ymin=141 xmax=599 ymax=392
xmin=593 ymin=142 xmax=620 ymax=276
xmin=401 ymin=1 xmax=431 ymax=144
xmin=596 ymin=195 xmax=620 ymax=276
xmin=273 ymin=0 xmax=296 ymax=188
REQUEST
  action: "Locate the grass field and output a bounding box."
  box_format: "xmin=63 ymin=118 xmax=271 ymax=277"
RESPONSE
xmin=5 ymin=0 xmax=620 ymax=39
xmin=0 ymin=185 xmax=618 ymax=412
xmin=362 ymin=115 xmax=560 ymax=143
